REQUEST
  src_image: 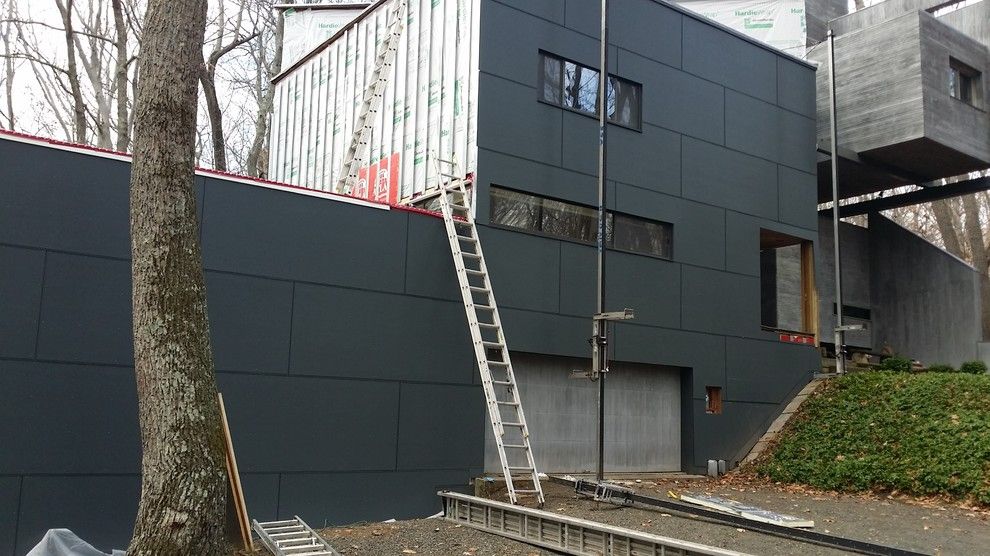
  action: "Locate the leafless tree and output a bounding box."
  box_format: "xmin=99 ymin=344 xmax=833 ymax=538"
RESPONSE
xmin=244 ymin=0 xmax=283 ymax=177
xmin=0 ymin=0 xmax=16 ymax=130
xmin=126 ymin=0 xmax=227 ymax=552
xmin=201 ymin=0 xmax=259 ymax=171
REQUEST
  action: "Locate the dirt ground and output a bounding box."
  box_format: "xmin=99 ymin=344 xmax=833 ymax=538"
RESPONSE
xmin=317 ymin=477 xmax=990 ymax=555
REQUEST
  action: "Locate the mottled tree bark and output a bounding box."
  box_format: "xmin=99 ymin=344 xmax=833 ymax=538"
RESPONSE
xmin=127 ymin=0 xmax=227 ymax=553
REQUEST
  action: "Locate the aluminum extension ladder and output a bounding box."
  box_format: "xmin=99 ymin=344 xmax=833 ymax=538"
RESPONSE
xmin=252 ymin=516 xmax=341 ymax=556
xmin=334 ymin=0 xmax=407 ymax=195
xmin=430 ymin=156 xmax=545 ymax=506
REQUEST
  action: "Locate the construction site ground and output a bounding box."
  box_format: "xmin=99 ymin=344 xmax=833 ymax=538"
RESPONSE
xmin=317 ymin=476 xmax=990 ymax=555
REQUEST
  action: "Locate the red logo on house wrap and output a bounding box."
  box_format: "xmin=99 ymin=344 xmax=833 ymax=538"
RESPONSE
xmin=779 ymin=333 xmax=815 ymax=345
xmin=355 ymin=153 xmax=399 ymax=205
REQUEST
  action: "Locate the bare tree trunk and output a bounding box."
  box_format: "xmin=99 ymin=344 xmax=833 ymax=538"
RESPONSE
xmin=961 ymin=194 xmax=990 ymax=340
xmin=127 ymin=0 xmax=227 ymax=552
xmin=55 ymin=0 xmax=88 ymax=144
xmin=112 ymin=0 xmax=130 ymax=150
xmin=931 ymin=198 xmax=965 ymax=257
xmin=1 ymin=0 xmax=14 ymax=130
xmin=246 ymin=11 xmax=283 ymax=177
xmin=200 ymin=68 xmax=227 ymax=170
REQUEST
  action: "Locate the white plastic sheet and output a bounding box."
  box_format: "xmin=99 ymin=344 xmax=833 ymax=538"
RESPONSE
xmin=26 ymin=529 xmax=125 ymax=556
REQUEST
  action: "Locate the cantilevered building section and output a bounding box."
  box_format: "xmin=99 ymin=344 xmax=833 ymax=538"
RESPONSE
xmin=808 ymin=0 xmax=990 ymax=199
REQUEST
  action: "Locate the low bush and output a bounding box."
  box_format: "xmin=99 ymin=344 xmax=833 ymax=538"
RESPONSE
xmin=960 ymin=360 xmax=988 ymax=375
xmin=757 ymin=372 xmax=990 ymax=505
xmin=926 ymin=364 xmax=956 ymax=374
xmin=878 ymin=356 xmax=912 ymax=373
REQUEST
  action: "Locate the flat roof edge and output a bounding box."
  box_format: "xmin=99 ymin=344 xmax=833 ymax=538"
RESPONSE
xmin=0 ymin=129 xmax=389 ymax=211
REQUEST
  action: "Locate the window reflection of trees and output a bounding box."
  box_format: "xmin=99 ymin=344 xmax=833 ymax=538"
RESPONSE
xmin=490 ymin=187 xmax=672 ymax=259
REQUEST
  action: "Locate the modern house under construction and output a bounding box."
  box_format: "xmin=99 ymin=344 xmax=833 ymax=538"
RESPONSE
xmin=0 ymin=0 xmax=826 ymax=553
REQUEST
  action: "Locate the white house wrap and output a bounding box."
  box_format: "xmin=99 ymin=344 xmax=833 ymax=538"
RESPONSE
xmin=269 ymin=0 xmax=480 ymax=204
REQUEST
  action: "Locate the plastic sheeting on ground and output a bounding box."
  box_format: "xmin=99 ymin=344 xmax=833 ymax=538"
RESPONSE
xmin=26 ymin=529 xmax=125 ymax=556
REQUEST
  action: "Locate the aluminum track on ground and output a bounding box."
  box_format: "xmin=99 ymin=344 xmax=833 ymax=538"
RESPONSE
xmin=551 ymin=476 xmax=929 ymax=556
xmin=438 ymin=490 xmax=752 ymax=556
xmin=252 ymin=516 xmax=341 ymax=556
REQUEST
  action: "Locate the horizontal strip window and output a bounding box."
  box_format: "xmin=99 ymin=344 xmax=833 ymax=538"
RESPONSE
xmin=538 ymin=51 xmax=642 ymax=129
xmin=490 ymin=186 xmax=672 ymax=259
xmin=834 ymin=303 xmax=871 ymax=321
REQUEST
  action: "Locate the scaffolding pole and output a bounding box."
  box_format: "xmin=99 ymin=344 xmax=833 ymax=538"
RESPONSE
xmin=827 ymin=28 xmax=846 ymax=374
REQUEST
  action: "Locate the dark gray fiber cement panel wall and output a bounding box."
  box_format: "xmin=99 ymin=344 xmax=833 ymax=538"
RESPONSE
xmin=476 ymin=0 xmax=821 ymax=472
xmin=0 ymin=138 xmax=481 ymax=555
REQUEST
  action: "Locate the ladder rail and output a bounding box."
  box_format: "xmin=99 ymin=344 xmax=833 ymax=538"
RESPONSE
xmin=334 ymin=0 xmax=407 ymax=195
xmin=429 ymin=155 xmax=545 ymax=506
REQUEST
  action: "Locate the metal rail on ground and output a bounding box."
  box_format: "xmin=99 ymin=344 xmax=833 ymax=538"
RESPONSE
xmin=438 ymin=490 xmax=752 ymax=556
xmin=550 ymin=476 xmax=929 ymax=556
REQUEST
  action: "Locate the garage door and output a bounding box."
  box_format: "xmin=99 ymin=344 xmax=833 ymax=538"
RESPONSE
xmin=485 ymin=353 xmax=681 ymax=473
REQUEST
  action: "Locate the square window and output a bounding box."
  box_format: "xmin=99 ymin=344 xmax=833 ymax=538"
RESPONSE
xmin=949 ymin=58 xmax=982 ymax=107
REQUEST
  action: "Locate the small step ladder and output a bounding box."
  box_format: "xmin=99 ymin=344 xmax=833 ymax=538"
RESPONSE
xmin=252 ymin=516 xmax=341 ymax=556
xmin=335 ymin=0 xmax=407 ymax=195
xmin=428 ymin=156 xmax=545 ymax=506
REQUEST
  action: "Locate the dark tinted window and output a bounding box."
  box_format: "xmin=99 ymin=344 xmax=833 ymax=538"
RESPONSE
xmin=539 ymin=51 xmax=642 ymax=129
xmin=489 ymin=186 xmax=671 ymax=259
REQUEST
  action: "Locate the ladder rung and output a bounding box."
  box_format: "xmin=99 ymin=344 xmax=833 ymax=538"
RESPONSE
xmin=477 ymin=322 xmax=498 ymax=328
xmin=502 ymin=444 xmax=528 ymax=449
xmin=502 ymin=422 xmax=525 ymax=427
xmin=474 ymin=304 xmax=494 ymax=310
xmin=279 ymin=539 xmax=319 ymax=547
xmin=507 ymin=466 xmax=533 ymax=471
xmin=487 ymin=360 xmax=509 ymax=366
xmin=465 ymin=269 xmax=486 ymax=277
xmin=267 ymin=526 xmax=306 ymax=533
xmin=258 ymin=519 xmax=299 ymax=527
xmin=282 ymin=543 xmax=322 ymax=551
xmin=469 ymin=286 xmax=490 ymax=294
xmin=482 ymin=341 xmax=504 ymax=349
xmin=491 ymin=380 xmax=513 ymax=386
xmin=496 ymin=400 xmax=519 ymax=405
xmin=285 ymin=551 xmax=334 ymax=556
xmin=458 ymin=236 xmax=478 ymax=244
xmin=514 ymin=489 xmax=541 ymax=494
xmin=461 ymin=252 xmax=482 ymax=259
xmin=270 ymin=532 xmax=309 ymax=539
xmin=451 ymin=204 xmax=470 ymax=211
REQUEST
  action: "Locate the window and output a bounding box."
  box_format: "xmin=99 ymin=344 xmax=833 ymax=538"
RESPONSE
xmin=538 ymin=51 xmax=642 ymax=129
xmin=949 ymin=58 xmax=982 ymax=106
xmin=490 ymin=186 xmax=672 ymax=259
xmin=760 ymin=229 xmax=817 ymax=339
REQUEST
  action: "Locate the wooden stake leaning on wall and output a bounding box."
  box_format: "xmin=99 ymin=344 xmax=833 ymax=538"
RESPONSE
xmin=218 ymin=392 xmax=254 ymax=551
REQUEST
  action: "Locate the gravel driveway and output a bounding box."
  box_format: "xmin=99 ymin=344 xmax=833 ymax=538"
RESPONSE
xmin=317 ymin=477 xmax=990 ymax=555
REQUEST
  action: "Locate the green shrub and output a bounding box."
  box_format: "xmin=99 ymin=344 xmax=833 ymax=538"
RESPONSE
xmin=757 ymin=372 xmax=990 ymax=505
xmin=960 ymin=360 xmax=988 ymax=375
xmin=879 ymin=356 xmax=912 ymax=373
xmin=926 ymin=364 xmax=956 ymax=373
